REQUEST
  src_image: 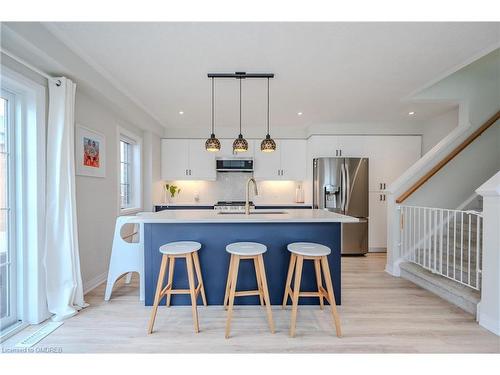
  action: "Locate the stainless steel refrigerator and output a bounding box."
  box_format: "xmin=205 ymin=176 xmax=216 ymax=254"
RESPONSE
xmin=313 ymin=157 xmax=369 ymax=255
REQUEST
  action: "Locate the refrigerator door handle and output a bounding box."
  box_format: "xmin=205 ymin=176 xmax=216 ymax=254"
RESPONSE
xmin=344 ymin=163 xmax=351 ymax=212
xmin=340 ymin=163 xmax=346 ymax=212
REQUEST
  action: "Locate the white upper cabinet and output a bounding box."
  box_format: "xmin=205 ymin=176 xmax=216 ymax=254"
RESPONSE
xmin=253 ymin=140 xmax=282 ymax=180
xmin=280 ymin=140 xmax=307 ymax=181
xmin=161 ymin=139 xmax=189 ymax=180
xmin=161 ymin=139 xmax=216 ymax=181
xmin=187 ymin=139 xmax=217 ymax=180
xmin=253 ymin=139 xmax=307 ymax=181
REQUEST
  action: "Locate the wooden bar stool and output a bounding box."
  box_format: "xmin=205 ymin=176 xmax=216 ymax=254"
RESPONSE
xmin=147 ymin=241 xmax=207 ymax=334
xmin=282 ymin=242 xmax=341 ymax=338
xmin=224 ymin=242 xmax=275 ymax=339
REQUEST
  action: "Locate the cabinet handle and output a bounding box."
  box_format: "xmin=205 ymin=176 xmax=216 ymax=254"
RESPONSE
xmin=189 ymin=169 xmax=192 ymax=176
xmin=339 ymin=149 xmax=342 ymax=156
xmin=185 ymin=169 xmax=188 ymax=175
xmin=383 ymin=183 xmax=386 ymax=189
xmin=380 ymin=194 xmax=382 ymax=201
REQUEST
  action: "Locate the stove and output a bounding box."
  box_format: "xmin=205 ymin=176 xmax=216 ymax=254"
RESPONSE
xmin=213 ymin=201 xmax=254 ymax=212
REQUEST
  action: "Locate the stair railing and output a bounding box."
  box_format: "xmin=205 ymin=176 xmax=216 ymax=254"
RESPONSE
xmin=399 ymin=205 xmax=482 ymax=290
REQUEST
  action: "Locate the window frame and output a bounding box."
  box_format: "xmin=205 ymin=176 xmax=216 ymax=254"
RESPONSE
xmin=0 ymin=89 xmax=18 ymax=333
xmin=117 ymin=126 xmax=142 ymax=215
xmin=0 ymin=65 xmax=47 ymax=341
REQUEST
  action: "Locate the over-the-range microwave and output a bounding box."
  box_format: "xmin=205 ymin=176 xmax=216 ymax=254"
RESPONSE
xmin=216 ymin=158 xmax=254 ymax=172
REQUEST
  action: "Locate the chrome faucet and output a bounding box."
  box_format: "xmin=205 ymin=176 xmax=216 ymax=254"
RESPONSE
xmin=245 ymin=177 xmax=259 ymax=215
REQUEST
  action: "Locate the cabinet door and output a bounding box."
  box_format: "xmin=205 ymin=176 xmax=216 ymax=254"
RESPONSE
xmin=253 ymin=139 xmax=282 ymax=180
xmin=215 ymin=139 xmax=237 ymax=158
xmin=369 ymin=191 xmax=387 ymax=250
xmin=337 ymin=136 xmax=369 ymax=157
xmin=161 ymin=139 xmax=189 ymax=180
xmin=308 ymin=135 xmax=340 ymax=158
xmin=280 ymin=139 xmax=307 ymax=181
xmin=188 ymin=139 xmax=216 ymax=181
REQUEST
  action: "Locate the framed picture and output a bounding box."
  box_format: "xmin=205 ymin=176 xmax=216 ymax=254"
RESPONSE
xmin=75 ymin=125 xmax=106 ymax=178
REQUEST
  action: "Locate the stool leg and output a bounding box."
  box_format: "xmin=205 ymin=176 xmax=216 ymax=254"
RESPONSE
xmin=282 ymin=254 xmax=296 ymax=309
xmin=166 ymin=256 xmax=175 ymax=307
xmin=314 ymin=258 xmax=324 ymax=310
xmin=320 ymin=256 xmax=342 ymax=337
xmin=257 ymin=254 xmax=275 ymax=334
xmin=186 ymin=253 xmax=199 ymax=333
xmin=192 ymin=251 xmax=207 ymax=307
xmin=225 ymin=255 xmax=240 ymax=339
xmin=148 ymin=254 xmax=168 ymax=334
xmin=289 ymin=255 xmax=303 ymax=337
xmin=253 ymin=257 xmax=264 ymax=306
xmin=223 ymin=255 xmax=235 ymax=309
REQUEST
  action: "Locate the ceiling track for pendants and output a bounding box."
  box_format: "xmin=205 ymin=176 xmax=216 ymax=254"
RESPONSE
xmin=208 ymin=72 xmax=274 ymax=79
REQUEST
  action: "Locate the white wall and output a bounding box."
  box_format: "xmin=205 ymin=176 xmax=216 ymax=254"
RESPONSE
xmin=403 ymin=50 xmax=500 ymax=209
xmin=406 ymin=122 xmax=499 ymax=208
xmin=421 ymin=108 xmax=458 ymax=154
xmin=74 ymin=90 xmax=161 ymax=290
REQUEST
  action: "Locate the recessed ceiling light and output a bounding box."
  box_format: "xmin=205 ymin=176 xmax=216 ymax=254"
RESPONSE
xmin=179 ymin=111 xmax=184 ymax=115
xmin=408 ymin=111 xmax=415 ymax=116
xmin=297 ymin=112 xmax=303 ymax=116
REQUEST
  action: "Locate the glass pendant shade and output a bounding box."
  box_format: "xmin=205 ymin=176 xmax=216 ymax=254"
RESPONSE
xmin=205 ymin=133 xmax=221 ymax=152
xmin=233 ymin=134 xmax=248 ymax=153
xmin=260 ymin=134 xmax=276 ymax=152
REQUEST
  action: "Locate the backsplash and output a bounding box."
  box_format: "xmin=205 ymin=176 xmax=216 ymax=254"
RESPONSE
xmin=158 ymin=173 xmax=305 ymax=205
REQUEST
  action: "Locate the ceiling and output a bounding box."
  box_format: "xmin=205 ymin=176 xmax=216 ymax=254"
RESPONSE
xmin=42 ymin=22 xmax=499 ymax=131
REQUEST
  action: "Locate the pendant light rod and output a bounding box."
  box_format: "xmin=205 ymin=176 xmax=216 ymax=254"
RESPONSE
xmin=267 ymin=77 xmax=270 ymax=135
xmin=208 ymin=71 xmax=274 ymax=79
xmin=239 ymin=78 xmax=242 ymax=134
xmin=211 ymin=77 xmax=215 ymax=134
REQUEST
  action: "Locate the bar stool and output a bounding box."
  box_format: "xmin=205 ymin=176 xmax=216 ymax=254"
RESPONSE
xmin=147 ymin=241 xmax=207 ymax=334
xmin=224 ymin=242 xmax=275 ymax=339
xmin=282 ymin=242 xmax=341 ymax=338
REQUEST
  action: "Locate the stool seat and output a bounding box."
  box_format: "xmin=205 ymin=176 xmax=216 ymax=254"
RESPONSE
xmin=160 ymin=241 xmax=201 ymax=255
xmin=226 ymin=242 xmax=267 ymax=256
xmin=287 ymin=242 xmax=331 ymax=257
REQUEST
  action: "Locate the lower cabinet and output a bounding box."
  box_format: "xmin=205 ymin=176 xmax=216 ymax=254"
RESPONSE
xmin=368 ymin=192 xmax=387 ymax=251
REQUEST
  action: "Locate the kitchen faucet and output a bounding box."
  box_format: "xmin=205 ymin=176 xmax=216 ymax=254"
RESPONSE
xmin=245 ymin=177 xmax=259 ymax=215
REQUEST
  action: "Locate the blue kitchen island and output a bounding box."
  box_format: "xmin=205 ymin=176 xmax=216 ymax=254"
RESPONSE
xmin=138 ymin=209 xmax=358 ymax=306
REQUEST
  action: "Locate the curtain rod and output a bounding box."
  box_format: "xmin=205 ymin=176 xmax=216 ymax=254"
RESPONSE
xmin=1 ymin=48 xmax=61 ymax=86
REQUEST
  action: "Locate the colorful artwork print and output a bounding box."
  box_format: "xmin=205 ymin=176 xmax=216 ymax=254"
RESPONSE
xmin=83 ymin=137 xmax=100 ymax=168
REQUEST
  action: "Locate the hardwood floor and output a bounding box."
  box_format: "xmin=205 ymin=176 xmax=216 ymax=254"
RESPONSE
xmin=2 ymin=254 xmax=499 ymax=353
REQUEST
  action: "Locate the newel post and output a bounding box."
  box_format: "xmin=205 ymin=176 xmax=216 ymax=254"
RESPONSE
xmin=385 ymin=193 xmax=403 ymax=277
xmin=476 ymin=171 xmax=500 ymax=336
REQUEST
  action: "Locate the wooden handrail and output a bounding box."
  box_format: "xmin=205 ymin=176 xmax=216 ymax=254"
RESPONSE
xmin=396 ymin=110 xmax=500 ymax=204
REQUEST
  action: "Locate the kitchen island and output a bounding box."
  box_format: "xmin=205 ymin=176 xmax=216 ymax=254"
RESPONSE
xmin=136 ymin=209 xmax=358 ymax=306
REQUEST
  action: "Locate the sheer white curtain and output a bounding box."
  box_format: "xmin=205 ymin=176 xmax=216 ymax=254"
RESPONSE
xmin=44 ymin=77 xmax=87 ymax=321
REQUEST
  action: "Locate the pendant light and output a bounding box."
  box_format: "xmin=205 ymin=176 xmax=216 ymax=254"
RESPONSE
xmin=260 ymin=77 xmax=276 ymax=152
xmin=205 ymin=77 xmax=221 ymax=152
xmin=233 ymin=78 xmax=248 ymax=153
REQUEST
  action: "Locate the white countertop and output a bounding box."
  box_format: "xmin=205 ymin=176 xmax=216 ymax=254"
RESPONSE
xmin=134 ymin=209 xmax=358 ymax=224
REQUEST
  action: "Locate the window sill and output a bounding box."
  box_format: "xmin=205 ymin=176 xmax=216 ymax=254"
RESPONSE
xmin=120 ymin=207 xmax=143 ymax=216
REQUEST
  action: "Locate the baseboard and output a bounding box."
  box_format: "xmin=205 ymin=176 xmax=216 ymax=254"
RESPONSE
xmin=83 ymin=272 xmax=107 ymax=295
xmin=369 ymin=247 xmax=387 ymax=253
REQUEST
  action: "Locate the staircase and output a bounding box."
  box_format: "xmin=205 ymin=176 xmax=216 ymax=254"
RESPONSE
xmin=398 ymin=205 xmax=483 ymax=316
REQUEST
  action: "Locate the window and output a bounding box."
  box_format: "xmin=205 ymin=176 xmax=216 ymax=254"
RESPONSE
xmin=0 ymin=89 xmax=18 ymax=333
xmin=120 ymin=140 xmax=132 ymax=209
xmin=118 ymin=128 xmax=142 ymax=214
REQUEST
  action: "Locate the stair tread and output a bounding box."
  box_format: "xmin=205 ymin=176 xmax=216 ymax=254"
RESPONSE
xmin=400 ymin=261 xmax=480 ymax=304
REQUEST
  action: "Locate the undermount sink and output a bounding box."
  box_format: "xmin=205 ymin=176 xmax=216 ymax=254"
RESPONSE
xmin=217 ymin=210 xmax=288 ymax=215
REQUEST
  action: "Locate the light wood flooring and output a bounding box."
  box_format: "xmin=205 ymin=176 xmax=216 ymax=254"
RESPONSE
xmin=2 ymin=254 xmax=499 ymax=353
